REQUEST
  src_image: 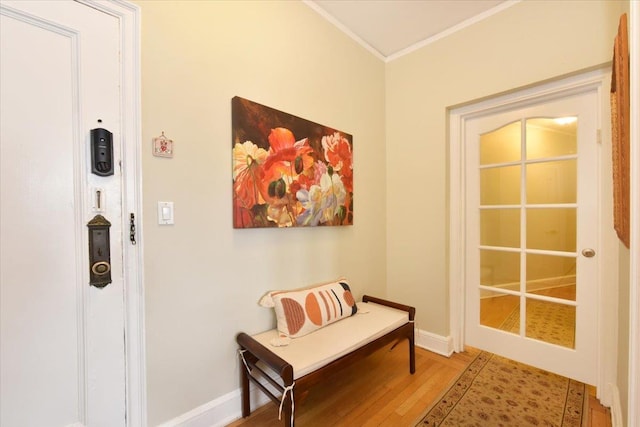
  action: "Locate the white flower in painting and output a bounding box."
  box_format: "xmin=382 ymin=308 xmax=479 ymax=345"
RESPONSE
xmin=296 ymin=172 xmax=346 ymax=226
xmin=232 ymin=141 xmax=267 ymax=180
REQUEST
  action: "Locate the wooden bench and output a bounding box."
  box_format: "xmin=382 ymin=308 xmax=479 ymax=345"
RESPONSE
xmin=236 ymin=295 xmax=415 ymax=427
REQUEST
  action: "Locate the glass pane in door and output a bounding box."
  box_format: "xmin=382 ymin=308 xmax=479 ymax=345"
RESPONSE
xmin=526 ymin=117 xmax=577 ymax=159
xmin=480 ymin=209 xmax=520 ymax=248
xmin=480 ymin=165 xmax=520 ymax=205
xmin=480 ymin=121 xmax=521 ymax=165
xmin=526 ymin=253 xmax=576 ymax=302
xmin=480 ymin=249 xmax=520 ymax=288
xmin=525 ymin=298 xmax=576 ymax=349
xmin=526 ymin=208 xmax=576 ymax=252
xmin=526 ymin=160 xmax=577 ymax=204
xmin=480 ymin=289 xmax=519 ymax=332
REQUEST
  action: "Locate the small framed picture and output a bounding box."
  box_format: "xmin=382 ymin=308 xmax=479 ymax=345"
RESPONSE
xmin=153 ymin=132 xmax=173 ymax=158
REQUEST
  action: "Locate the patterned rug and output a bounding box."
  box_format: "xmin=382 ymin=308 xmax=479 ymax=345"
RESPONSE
xmin=414 ymin=351 xmax=587 ymax=426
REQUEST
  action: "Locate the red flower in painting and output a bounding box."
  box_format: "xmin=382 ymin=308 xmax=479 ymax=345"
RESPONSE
xmin=233 ymin=141 xmax=269 ymax=207
xmin=261 ymin=128 xmax=314 ymax=202
xmin=263 ymin=129 xmax=314 ymax=175
xmin=232 ymin=141 xmax=268 ymax=227
xmin=322 ymin=132 xmax=353 ymax=192
xmin=233 ymin=196 xmax=253 ymax=228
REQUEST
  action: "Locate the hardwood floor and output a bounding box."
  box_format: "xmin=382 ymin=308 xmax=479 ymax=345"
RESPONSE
xmin=226 ymin=341 xmax=611 ymax=427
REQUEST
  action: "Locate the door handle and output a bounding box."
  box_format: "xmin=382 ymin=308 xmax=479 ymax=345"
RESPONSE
xmin=87 ymin=214 xmax=112 ymax=288
xmin=581 ymin=248 xmax=596 ymax=258
xmin=91 ymin=261 xmax=111 ymax=276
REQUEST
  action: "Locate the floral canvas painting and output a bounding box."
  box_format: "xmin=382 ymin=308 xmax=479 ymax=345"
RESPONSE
xmin=232 ymin=96 xmax=353 ymax=228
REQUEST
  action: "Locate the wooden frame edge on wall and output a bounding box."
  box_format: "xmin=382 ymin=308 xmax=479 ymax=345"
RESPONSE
xmin=611 ymin=13 xmax=630 ymax=248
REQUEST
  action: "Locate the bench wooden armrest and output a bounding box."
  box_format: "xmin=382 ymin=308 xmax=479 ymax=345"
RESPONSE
xmin=362 ymin=295 xmax=416 ymax=321
xmin=237 ymin=332 xmax=293 ymax=380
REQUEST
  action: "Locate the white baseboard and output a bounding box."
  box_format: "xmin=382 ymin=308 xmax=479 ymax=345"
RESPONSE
xmin=415 ymin=328 xmax=454 ymax=356
xmin=161 ymin=328 xmax=453 ymax=426
xmin=609 ymin=383 xmax=623 ymax=427
xmin=157 ymin=384 xmax=270 ymax=427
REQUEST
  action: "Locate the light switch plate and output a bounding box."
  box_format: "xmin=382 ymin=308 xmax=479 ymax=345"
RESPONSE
xmin=157 ymin=201 xmax=174 ymax=225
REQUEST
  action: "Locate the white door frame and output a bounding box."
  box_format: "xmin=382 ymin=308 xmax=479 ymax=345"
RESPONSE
xmin=449 ymin=67 xmax=616 ymax=405
xmin=79 ymin=1 xmax=146 ymax=425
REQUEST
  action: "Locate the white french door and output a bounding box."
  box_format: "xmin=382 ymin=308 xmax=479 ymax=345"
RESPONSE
xmin=0 ymin=1 xmax=141 ymax=426
xmin=463 ymin=90 xmax=599 ymax=385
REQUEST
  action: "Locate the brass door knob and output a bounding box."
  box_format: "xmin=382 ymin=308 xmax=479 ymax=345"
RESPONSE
xmin=91 ymin=261 xmax=111 ymax=276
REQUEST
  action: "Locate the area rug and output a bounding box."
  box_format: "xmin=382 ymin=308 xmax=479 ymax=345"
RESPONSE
xmin=414 ymin=351 xmax=587 ymax=426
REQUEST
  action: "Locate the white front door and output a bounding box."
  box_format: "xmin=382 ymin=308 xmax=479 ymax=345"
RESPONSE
xmin=1 ymin=1 xmax=132 ymax=425
xmin=464 ymin=90 xmax=599 ymax=385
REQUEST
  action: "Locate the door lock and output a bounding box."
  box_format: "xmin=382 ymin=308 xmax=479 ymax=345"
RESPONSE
xmin=90 ymin=128 xmax=114 ymax=176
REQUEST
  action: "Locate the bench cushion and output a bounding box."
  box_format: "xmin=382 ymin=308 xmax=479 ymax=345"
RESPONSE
xmin=251 ymin=301 xmax=409 ymax=379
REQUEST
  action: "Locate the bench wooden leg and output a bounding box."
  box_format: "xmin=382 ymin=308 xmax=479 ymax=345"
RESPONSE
xmin=409 ymin=335 xmax=416 ymax=374
xmin=240 ymin=354 xmax=250 ymax=417
xmin=283 ymin=391 xmax=293 ymax=427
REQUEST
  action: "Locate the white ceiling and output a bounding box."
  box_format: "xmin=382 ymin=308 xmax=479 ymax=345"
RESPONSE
xmin=306 ymin=0 xmax=513 ymax=61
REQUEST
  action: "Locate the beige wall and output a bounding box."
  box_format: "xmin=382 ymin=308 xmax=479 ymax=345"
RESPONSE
xmin=134 ymin=1 xmax=386 ymax=424
xmin=385 ymin=0 xmax=626 ymax=337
